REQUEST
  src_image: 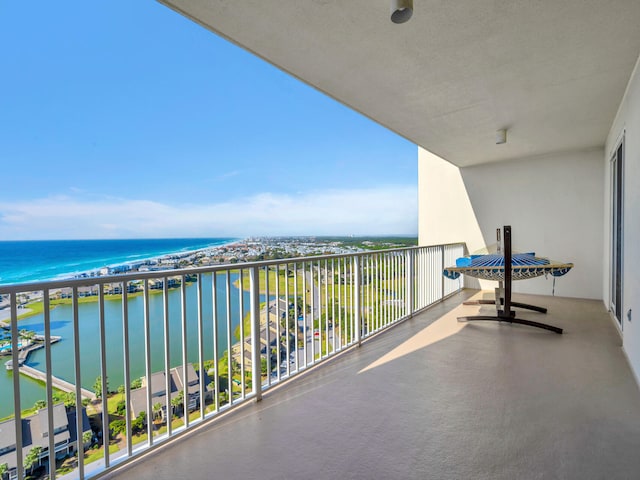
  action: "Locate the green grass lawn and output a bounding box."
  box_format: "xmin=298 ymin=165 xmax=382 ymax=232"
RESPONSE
xmin=81 ymin=443 xmax=120 ymax=467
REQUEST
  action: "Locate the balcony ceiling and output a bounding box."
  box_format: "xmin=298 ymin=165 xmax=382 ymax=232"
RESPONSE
xmin=158 ymin=0 xmax=640 ymax=167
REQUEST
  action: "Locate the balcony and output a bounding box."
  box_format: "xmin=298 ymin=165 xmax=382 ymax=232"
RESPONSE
xmin=0 ymin=244 xmax=466 ymax=480
xmin=2 ymin=244 xmax=639 ymax=479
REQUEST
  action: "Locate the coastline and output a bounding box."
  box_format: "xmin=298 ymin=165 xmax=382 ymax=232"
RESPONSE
xmin=0 ymin=236 xmax=416 ymax=324
xmin=0 ymin=236 xmax=415 ymax=289
xmin=49 ymin=237 xmax=244 ymax=283
xmin=0 ymin=238 xmax=247 ymax=322
xmin=0 ymin=237 xmax=241 ymax=287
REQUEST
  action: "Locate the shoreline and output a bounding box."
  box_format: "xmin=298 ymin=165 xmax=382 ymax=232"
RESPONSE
xmin=0 ymin=236 xmax=416 ymax=288
xmin=2 ymin=285 xmax=192 ymax=323
xmin=0 ymin=237 xmax=243 ymax=287
xmin=46 ymin=238 xmax=243 ymax=283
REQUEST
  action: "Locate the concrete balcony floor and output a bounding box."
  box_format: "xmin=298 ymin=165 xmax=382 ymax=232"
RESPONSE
xmin=105 ymin=290 xmax=640 ymax=480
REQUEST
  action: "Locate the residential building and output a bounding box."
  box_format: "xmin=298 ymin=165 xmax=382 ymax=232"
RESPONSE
xmin=130 ymin=364 xmax=212 ymax=421
xmin=0 ymin=404 xmax=90 ymax=480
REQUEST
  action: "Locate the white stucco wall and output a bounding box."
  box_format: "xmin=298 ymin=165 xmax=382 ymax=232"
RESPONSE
xmin=606 ymin=52 xmax=640 ymax=380
xmin=418 ymin=147 xmax=604 ymax=299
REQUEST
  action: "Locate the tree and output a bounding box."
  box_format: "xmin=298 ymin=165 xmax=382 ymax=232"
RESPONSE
xmin=19 ymin=329 xmax=35 ymax=341
xmin=110 ymin=419 xmax=126 ymax=437
xmin=171 ymin=391 xmax=184 ymax=417
xmin=82 ymin=430 xmax=93 ymax=447
xmin=203 ymin=359 xmax=215 ymax=373
xmin=152 ymin=402 xmax=163 ymax=422
xmin=115 ymin=400 xmax=126 ymax=416
xmin=93 ymin=376 xmax=107 ymax=399
xmin=63 ymin=392 xmax=76 ymax=409
xmin=23 ymin=446 xmax=42 ymax=476
xmin=130 ymin=378 xmax=142 ymax=389
xmin=18 ymin=329 xmax=27 ymax=338
xmin=0 ymin=463 xmax=8 ymax=479
xmin=131 ymin=411 xmax=146 ymax=434
xmin=33 ymin=400 xmax=46 ymax=410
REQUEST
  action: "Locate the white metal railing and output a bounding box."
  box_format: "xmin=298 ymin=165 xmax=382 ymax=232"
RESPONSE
xmin=0 ymin=243 xmax=464 ymax=480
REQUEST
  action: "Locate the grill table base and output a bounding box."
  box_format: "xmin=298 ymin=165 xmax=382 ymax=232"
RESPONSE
xmin=457 ymin=226 xmax=562 ymax=335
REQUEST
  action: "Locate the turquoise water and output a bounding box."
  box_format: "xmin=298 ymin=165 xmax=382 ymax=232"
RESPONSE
xmin=0 ymin=273 xmax=269 ymax=418
xmin=0 ymin=238 xmax=236 ymax=285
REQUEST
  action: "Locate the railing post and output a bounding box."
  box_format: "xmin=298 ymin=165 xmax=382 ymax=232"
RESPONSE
xmin=9 ymin=293 xmax=24 ymax=480
xmin=354 ymin=256 xmax=362 ymax=346
xmin=406 ymin=249 xmax=415 ymax=317
xmin=250 ymin=266 xmax=262 ymax=402
xmin=441 ymin=246 xmax=445 ymax=300
xmin=121 ymin=282 xmax=132 ymax=457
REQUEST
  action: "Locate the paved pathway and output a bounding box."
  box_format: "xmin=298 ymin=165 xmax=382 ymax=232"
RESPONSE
xmin=19 ymin=364 xmax=96 ymax=400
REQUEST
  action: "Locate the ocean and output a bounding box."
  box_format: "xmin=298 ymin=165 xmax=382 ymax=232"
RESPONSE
xmin=0 ymin=238 xmax=260 ymax=419
xmin=0 ymin=238 xmax=236 ymax=285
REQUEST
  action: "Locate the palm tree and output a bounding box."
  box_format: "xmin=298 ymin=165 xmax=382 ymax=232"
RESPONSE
xmin=18 ymin=329 xmax=36 ymax=345
xmin=18 ymin=329 xmax=29 ymax=338
xmin=23 ymin=446 xmax=42 ymax=476
xmin=153 ymin=402 xmax=163 ymax=423
xmin=171 ymin=391 xmax=184 ymax=417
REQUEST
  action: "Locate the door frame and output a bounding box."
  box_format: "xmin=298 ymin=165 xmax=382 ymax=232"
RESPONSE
xmin=610 ymin=134 xmax=624 ymax=330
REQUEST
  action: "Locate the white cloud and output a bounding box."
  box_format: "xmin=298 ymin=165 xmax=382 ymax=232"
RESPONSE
xmin=0 ymin=186 xmax=417 ymax=239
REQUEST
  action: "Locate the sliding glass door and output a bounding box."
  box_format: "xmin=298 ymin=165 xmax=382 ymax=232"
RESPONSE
xmin=611 ymin=139 xmax=624 ymax=328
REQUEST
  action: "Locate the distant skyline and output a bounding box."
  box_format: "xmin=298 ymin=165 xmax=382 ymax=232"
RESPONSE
xmin=0 ymin=2 xmax=417 ymax=240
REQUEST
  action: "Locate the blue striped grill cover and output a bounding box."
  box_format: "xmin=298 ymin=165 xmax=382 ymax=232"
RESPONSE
xmin=443 ymin=252 xmax=573 ymax=281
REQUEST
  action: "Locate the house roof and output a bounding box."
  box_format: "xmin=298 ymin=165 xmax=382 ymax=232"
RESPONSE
xmin=159 ymin=0 xmax=640 ymax=167
xmin=37 ymin=403 xmax=67 ymax=434
xmin=32 ymin=404 xmax=71 ymax=447
xmin=0 ymin=404 xmax=89 ymax=471
xmin=173 ymin=364 xmax=199 ymax=389
xmin=130 ymin=364 xmax=211 ymax=418
xmin=66 ymin=408 xmax=92 ymax=445
xmin=142 ymin=371 xmax=170 ymax=397
xmin=0 ymin=418 xmax=17 ymax=450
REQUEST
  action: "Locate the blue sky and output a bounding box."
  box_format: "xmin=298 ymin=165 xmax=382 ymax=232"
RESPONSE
xmin=0 ymin=1 xmax=417 ymax=239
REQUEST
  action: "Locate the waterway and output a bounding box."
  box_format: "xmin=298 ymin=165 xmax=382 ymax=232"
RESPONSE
xmin=0 ymin=273 xmax=267 ymax=418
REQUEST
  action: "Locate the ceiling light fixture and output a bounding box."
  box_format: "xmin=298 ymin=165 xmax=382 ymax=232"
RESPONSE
xmin=496 ymin=129 xmax=507 ymax=145
xmin=391 ymin=0 xmax=413 ymax=24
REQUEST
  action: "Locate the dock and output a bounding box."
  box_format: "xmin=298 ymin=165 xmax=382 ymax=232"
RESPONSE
xmin=17 ymin=364 xmax=96 ymax=400
xmin=3 ymin=333 xmax=96 ymax=401
xmin=4 ymin=336 xmax=61 ymax=369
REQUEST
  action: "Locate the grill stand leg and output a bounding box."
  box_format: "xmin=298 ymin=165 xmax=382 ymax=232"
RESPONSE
xmin=458 ymin=226 xmax=562 ymax=334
